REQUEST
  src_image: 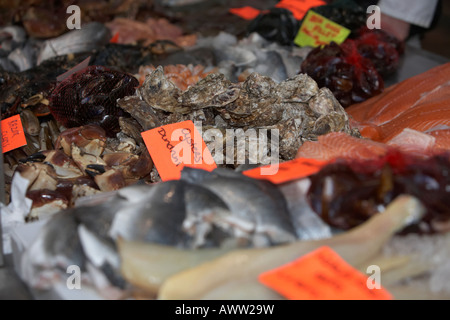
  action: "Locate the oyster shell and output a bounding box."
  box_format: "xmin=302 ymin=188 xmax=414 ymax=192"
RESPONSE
xmin=118 ymin=67 xmax=358 ymax=163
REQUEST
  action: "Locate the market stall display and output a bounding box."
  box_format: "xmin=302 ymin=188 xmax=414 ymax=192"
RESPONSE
xmin=1 ymin=0 xmax=449 ymax=300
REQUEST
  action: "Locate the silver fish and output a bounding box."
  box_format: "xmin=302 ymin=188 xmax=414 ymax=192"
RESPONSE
xmin=20 ymin=213 xmax=85 ymax=290
xmin=37 ymin=22 xmax=111 ymax=65
xmin=159 ymin=195 xmax=425 ymax=299
xmin=182 ymin=168 xmax=297 ymax=246
xmin=8 ymin=42 xmax=36 ymax=72
xmin=279 ymin=179 xmax=332 ymax=240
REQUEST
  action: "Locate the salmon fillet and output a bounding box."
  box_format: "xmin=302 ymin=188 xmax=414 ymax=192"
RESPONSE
xmin=346 ymin=63 xmax=450 ymax=150
xmin=347 ymin=63 xmax=450 ymax=125
xmin=296 ymin=132 xmax=388 ymax=161
xmin=296 ymin=130 xmax=450 ymax=162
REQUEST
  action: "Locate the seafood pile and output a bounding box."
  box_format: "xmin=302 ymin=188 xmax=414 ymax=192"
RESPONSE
xmin=297 ymin=63 xmax=450 ymax=161
xmin=49 ymin=65 xmax=139 ymax=136
xmin=10 ymin=123 xmax=153 ymax=220
xmin=18 ymin=167 xmax=318 ymax=298
xmin=306 ymin=151 xmax=450 ymax=234
xmin=106 ymin=17 xmax=197 ymax=48
xmin=0 ymin=0 xmax=449 ymax=302
xmin=119 ymin=65 xmax=358 ymax=162
xmin=300 ymin=27 xmax=404 ymax=108
xmin=192 ymin=31 xmax=312 ymax=83
xmin=0 ymin=0 xmax=154 ymax=39
xmin=18 ymin=165 xmax=447 ymax=299
xmin=1 ymin=55 xmax=358 ymax=219
xmin=135 ymin=64 xmax=216 ymax=90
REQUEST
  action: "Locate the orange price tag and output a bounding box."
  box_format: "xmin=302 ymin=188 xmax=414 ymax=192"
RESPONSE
xmin=259 ymin=246 xmax=393 ymax=300
xmin=1 ymin=114 xmax=27 ymax=153
xmin=141 ymin=120 xmax=216 ymax=181
xmin=243 ymin=157 xmax=328 ymax=184
xmin=229 ymin=6 xmax=261 ymax=20
xmin=110 ymin=32 xmax=120 ymax=44
xmin=276 ymin=0 xmax=326 ymax=20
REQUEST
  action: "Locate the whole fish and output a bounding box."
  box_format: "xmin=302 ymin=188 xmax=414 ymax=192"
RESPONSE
xmin=181 ymin=168 xmax=297 ymax=246
xmin=158 ymin=195 xmax=425 ymax=299
xmin=37 ymin=22 xmax=111 ymax=65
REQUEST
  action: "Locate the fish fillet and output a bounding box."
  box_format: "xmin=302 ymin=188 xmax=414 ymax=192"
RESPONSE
xmin=296 ymin=132 xmax=388 ymax=161
xmin=429 ymin=129 xmax=450 ymax=151
xmin=117 ymin=239 xmax=232 ymax=296
xmin=386 ymin=128 xmax=436 ymax=157
xmin=158 ymin=195 xmax=424 ymax=300
xmin=347 ymin=63 xmax=450 ymax=125
xmin=296 ymin=129 xmax=450 ymax=162
xmin=347 ymin=63 xmax=450 ymax=147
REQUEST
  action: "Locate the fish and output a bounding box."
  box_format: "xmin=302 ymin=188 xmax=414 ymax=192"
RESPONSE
xmin=192 ymin=31 xmax=308 ymax=83
xmin=117 ymin=239 xmax=231 ymax=297
xmin=181 ymin=168 xmax=298 ymax=246
xmin=20 ymin=213 xmax=86 ymax=290
xmin=428 ymin=129 xmax=450 ymax=151
xmin=37 ymin=22 xmax=111 ymax=65
xmin=158 ymin=195 xmax=425 ymax=299
xmin=105 ymin=18 xmax=196 ymax=48
xmin=296 ymin=132 xmax=389 ymax=161
xmin=386 ymin=128 xmax=436 ymax=157
xmin=18 ymin=166 xmax=310 ymax=298
xmin=278 ymin=179 xmax=332 ymax=240
xmin=7 ymin=41 xmax=36 ymax=72
xmin=347 ymin=63 xmax=450 ymax=143
xmin=296 ymin=129 xmax=450 ymax=162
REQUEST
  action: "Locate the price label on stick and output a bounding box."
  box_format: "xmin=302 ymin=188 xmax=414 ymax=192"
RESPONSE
xmin=294 ymin=10 xmax=351 ymax=47
xmin=1 ymin=114 xmax=27 ymax=153
xmin=141 ymin=120 xmax=216 ymax=181
xmin=259 ymin=246 xmax=393 ymax=300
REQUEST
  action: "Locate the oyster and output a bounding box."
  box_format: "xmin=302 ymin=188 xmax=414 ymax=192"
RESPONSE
xmin=119 ymin=67 xmax=357 ymax=164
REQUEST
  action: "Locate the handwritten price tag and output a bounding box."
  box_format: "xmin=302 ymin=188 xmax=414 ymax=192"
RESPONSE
xmin=243 ymin=157 xmax=328 ymax=184
xmin=275 ymin=0 xmax=325 ymax=20
xmin=259 ymin=246 xmax=393 ymax=300
xmin=294 ymin=10 xmax=350 ymax=47
xmin=1 ymin=114 xmax=27 ymax=153
xmin=141 ymin=120 xmax=216 ymax=181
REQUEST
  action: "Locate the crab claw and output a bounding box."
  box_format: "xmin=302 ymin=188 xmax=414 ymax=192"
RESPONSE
xmin=85 ymin=164 xmax=107 ymax=178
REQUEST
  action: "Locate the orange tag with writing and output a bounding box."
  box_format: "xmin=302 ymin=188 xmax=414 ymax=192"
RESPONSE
xmin=276 ymin=0 xmax=326 ymax=20
xmin=259 ymin=246 xmax=393 ymax=300
xmin=229 ymin=6 xmax=261 ymax=20
xmin=243 ymin=157 xmax=328 ymax=184
xmin=141 ymin=120 xmax=216 ymax=181
xmin=1 ymin=114 xmax=27 ymax=153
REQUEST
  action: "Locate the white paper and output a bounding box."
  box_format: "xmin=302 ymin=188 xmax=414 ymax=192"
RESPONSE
xmin=1 ymin=172 xmax=33 ymax=254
